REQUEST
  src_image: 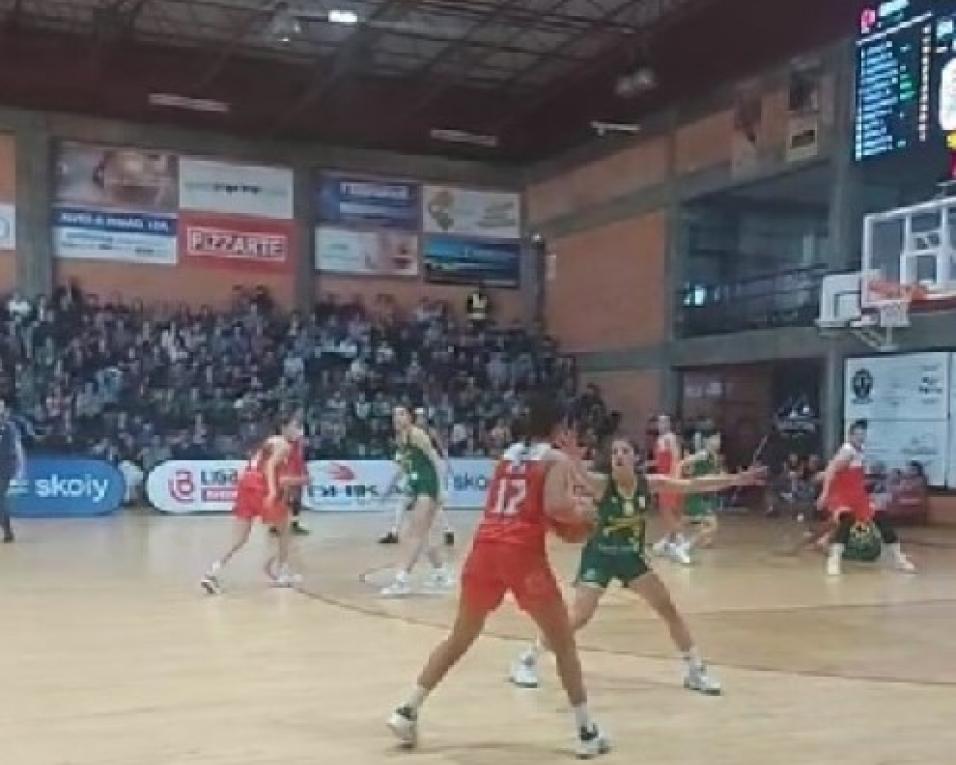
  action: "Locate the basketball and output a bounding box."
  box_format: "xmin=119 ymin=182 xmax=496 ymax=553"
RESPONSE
xmin=549 ymin=517 xmax=596 ymax=544
xmin=844 ymin=521 xmax=882 ymax=562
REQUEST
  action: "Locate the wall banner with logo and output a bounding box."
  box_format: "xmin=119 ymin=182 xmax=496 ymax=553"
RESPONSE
xmin=8 ymin=458 xmax=125 ymax=518
xmin=422 ymin=186 xmax=521 ymax=240
xmin=53 ymin=142 xmax=180 ymax=264
xmin=0 ymin=133 xmax=15 ymax=253
xmin=179 ymin=158 xmax=294 ymax=219
xmin=180 ymin=213 xmax=293 ymax=272
xmin=0 ymin=202 xmax=15 ymax=251
xmin=864 ymin=419 xmax=949 ymax=487
xmin=844 ymin=352 xmax=949 ymax=422
xmin=422 ymin=235 xmax=521 ymax=287
xmin=146 ymin=459 xmax=496 ymax=513
xmin=315 ymin=227 xmax=419 ymax=277
xmin=317 ymin=175 xmax=420 ymax=231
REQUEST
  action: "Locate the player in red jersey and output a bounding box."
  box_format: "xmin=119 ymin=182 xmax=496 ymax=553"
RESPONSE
xmin=387 ymin=393 xmax=610 ymax=759
xmin=818 ymin=419 xmax=916 ymax=577
xmin=200 ymin=416 xmax=305 ymax=594
xmin=271 ymin=408 xmax=310 ymax=537
xmin=649 ymin=414 xmax=691 ymax=565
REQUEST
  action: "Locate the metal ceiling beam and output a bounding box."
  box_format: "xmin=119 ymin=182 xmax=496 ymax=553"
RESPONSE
xmin=492 ymin=0 xmax=716 ymax=133
xmin=393 ymin=0 xmax=578 ymax=126
xmin=194 ymin=5 xmax=274 ymax=91
xmin=268 ymin=0 xmax=410 ymax=134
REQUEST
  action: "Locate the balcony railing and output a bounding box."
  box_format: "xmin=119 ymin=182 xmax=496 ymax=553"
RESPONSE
xmin=677 ymin=264 xmax=827 ymax=337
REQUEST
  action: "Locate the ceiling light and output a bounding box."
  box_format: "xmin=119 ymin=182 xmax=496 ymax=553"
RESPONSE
xmin=328 ymin=9 xmax=359 ymax=24
xmin=149 ymin=93 xmax=230 ymax=113
xmin=269 ymin=2 xmax=302 ymax=43
xmin=430 ymin=128 xmax=499 ymax=148
xmin=615 ymin=66 xmax=657 ymax=98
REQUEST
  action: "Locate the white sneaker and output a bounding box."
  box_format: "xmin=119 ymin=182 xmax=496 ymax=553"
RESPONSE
xmin=826 ymin=554 xmax=842 ymax=577
xmin=274 ymin=569 xmax=303 ymax=588
xmin=890 ymin=551 xmax=917 ymax=573
xmin=387 ymin=706 xmax=418 ymax=748
xmin=424 ymin=568 xmax=455 ymax=592
xmin=670 ymin=542 xmax=693 ymax=566
xmin=381 ymin=577 xmax=413 ymax=597
xmin=575 ymin=724 xmax=611 ymax=759
xmin=510 ymin=653 xmax=540 ymax=688
xmin=684 ymin=664 xmax=722 ymax=696
xmin=651 ymin=538 xmax=670 ymax=557
xmin=200 ymin=573 xmax=222 ymax=595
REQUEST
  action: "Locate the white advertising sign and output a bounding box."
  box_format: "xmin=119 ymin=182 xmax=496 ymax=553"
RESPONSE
xmin=314 ymin=226 xmax=419 ymax=277
xmin=422 ymin=185 xmax=521 ymax=239
xmin=147 ymin=459 xmax=496 ymax=513
xmin=179 ymin=158 xmax=294 ymax=219
xmin=844 ymin=352 xmax=950 ymax=422
xmin=0 ymin=202 xmax=15 ymax=249
xmin=864 ymin=419 xmax=949 ymax=487
xmin=146 ymin=460 xmax=246 ymax=513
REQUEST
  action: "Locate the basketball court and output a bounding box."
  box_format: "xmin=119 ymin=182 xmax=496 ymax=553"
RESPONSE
xmin=2 ymin=512 xmax=954 ymax=765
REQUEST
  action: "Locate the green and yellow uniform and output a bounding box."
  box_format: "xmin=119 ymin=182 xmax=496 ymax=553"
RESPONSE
xmin=684 ymin=452 xmax=719 ymax=521
xmin=577 ymin=476 xmax=651 ymax=589
xmin=397 ymin=432 xmax=441 ymax=501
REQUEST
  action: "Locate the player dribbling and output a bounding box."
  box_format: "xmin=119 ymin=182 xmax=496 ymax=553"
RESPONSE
xmin=387 ymin=393 xmax=611 ymax=758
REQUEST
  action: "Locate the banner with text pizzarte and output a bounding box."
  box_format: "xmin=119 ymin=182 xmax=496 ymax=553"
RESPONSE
xmin=179 ymin=158 xmax=294 ymax=219
xmin=317 ymin=175 xmax=420 ymax=231
xmin=146 ymin=459 xmax=496 ymax=513
xmin=180 ymin=213 xmax=294 ymax=272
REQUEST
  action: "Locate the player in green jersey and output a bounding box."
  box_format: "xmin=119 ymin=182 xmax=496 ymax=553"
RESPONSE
xmin=510 ymin=436 xmax=761 ymax=695
xmin=680 ymin=428 xmax=723 ymax=553
xmin=380 ymin=406 xmax=453 ymax=597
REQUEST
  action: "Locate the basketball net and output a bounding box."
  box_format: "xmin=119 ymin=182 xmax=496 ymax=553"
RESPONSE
xmin=864 ymin=278 xmax=925 ymax=328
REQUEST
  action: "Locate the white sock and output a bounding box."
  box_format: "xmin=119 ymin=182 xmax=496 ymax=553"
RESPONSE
xmin=681 ymin=647 xmax=704 ymax=671
xmin=828 ymin=543 xmax=844 ymax=557
xmin=572 ymin=703 xmax=593 ymax=732
xmin=521 ymin=639 xmax=542 ymax=664
xmin=403 ymin=684 xmax=429 ymax=711
xmin=208 ymin=560 xmax=222 ymax=575
xmin=395 ymin=569 xmax=410 ymax=583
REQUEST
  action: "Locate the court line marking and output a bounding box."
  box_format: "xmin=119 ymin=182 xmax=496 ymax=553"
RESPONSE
xmin=294 ymin=565 xmax=956 ymax=690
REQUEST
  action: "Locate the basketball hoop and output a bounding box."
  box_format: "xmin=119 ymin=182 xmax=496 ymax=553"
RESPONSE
xmin=864 ymin=279 xmax=922 ymax=329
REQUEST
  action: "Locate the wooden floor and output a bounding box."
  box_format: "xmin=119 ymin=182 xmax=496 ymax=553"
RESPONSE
xmin=1 ymin=512 xmax=955 ymax=765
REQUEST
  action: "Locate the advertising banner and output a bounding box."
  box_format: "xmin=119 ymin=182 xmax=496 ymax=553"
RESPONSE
xmin=146 ymin=460 xmax=246 ymax=513
xmin=53 ymin=207 xmax=178 ymax=264
xmin=8 ymin=458 xmax=125 ymax=518
xmin=423 ymin=235 xmax=520 ymax=287
xmin=55 ymin=142 xmax=179 ymax=211
xmin=864 ymin=419 xmax=949 ymax=487
xmin=179 ymin=158 xmax=294 ymax=219
xmin=146 ymin=459 xmax=496 ymax=513
xmin=422 ymin=185 xmax=521 ymax=239
xmin=180 ymin=213 xmax=293 ymax=271
xmin=315 ymin=226 xmax=419 ymax=277
xmin=844 ymin=352 xmax=949 ymax=422
xmin=0 ymin=202 xmax=14 ymax=251
xmin=54 ymin=142 xmax=179 ymax=263
xmin=317 ymin=175 xmax=420 ymax=230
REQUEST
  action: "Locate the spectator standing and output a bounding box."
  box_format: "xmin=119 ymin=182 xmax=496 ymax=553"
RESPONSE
xmin=0 ymin=398 xmax=26 ymax=543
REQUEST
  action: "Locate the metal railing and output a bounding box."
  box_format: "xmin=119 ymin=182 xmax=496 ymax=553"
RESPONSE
xmin=677 ymin=264 xmax=828 ymax=337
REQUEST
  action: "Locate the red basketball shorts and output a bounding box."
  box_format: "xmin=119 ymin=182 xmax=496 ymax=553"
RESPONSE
xmin=460 ymin=542 xmax=563 ymax=615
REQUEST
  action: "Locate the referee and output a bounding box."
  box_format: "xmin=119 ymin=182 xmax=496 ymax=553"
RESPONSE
xmin=0 ymin=399 xmax=25 ymax=544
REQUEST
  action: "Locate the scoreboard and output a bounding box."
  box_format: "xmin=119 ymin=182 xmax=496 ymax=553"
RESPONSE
xmin=855 ymin=0 xmax=956 ymax=164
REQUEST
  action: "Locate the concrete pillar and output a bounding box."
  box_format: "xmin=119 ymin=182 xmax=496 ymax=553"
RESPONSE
xmin=14 ymin=114 xmax=53 ymax=297
xmin=821 ymin=343 xmax=845 ymax=455
xmin=292 ymin=162 xmax=315 ymax=313
xmin=661 ymin=107 xmax=682 ymax=414
xmin=826 ymin=39 xmax=861 ymax=272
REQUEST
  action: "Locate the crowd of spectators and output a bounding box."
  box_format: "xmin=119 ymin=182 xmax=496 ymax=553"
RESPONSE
xmin=0 ymin=282 xmax=614 ymax=474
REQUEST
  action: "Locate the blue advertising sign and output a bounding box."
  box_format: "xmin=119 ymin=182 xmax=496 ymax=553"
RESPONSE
xmin=316 ymin=175 xmax=420 ymax=230
xmin=8 ymin=458 xmax=125 ymax=518
xmin=422 ymin=234 xmax=521 ymax=288
xmin=53 ymin=207 xmax=179 ymax=265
